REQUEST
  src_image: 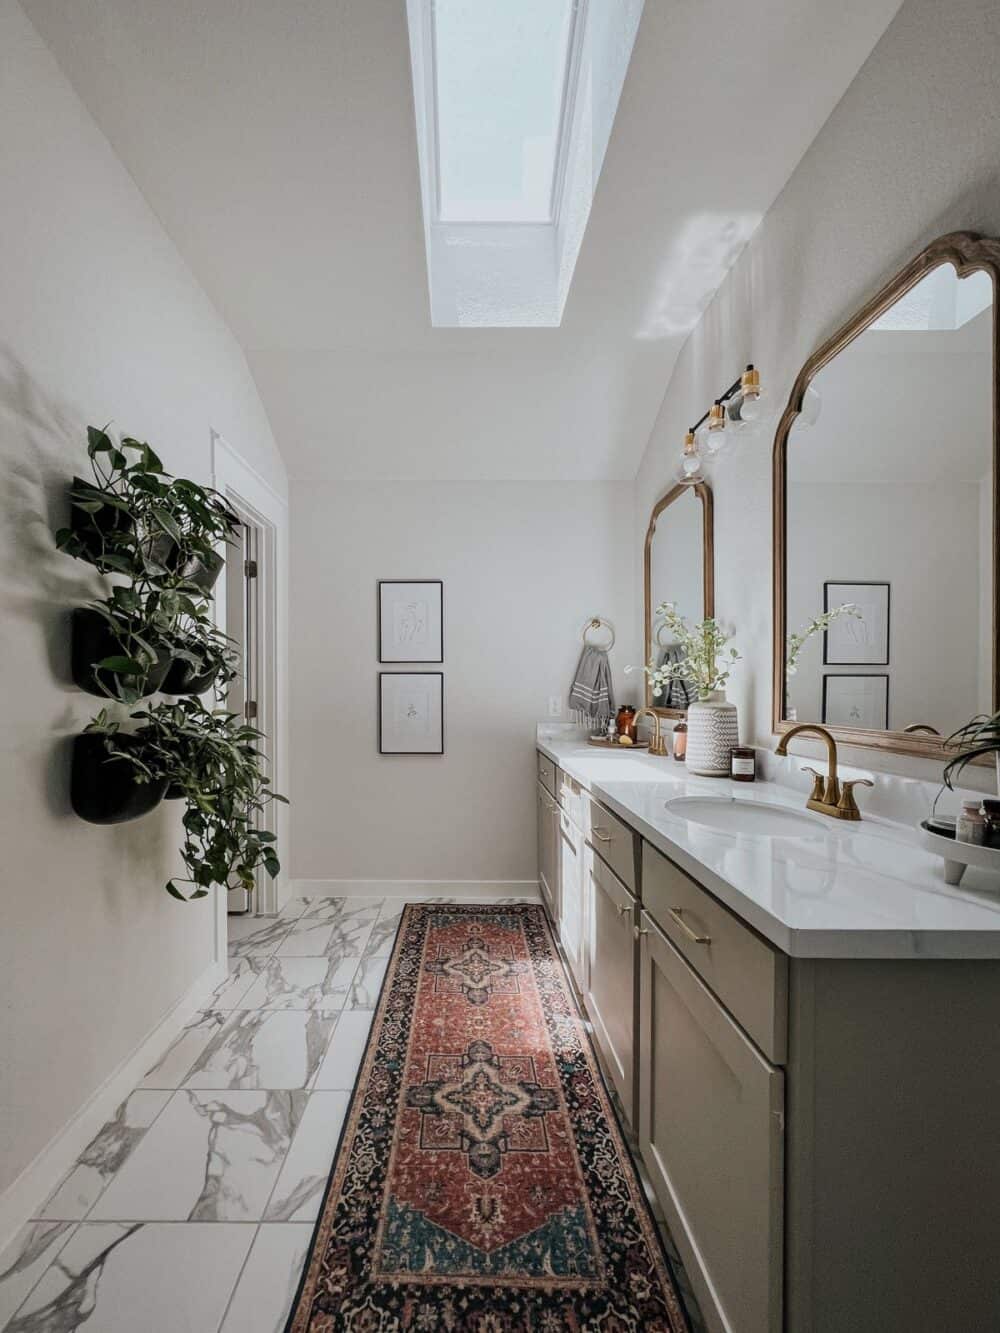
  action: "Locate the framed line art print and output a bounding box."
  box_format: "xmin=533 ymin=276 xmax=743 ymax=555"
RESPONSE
xmin=378 ymin=580 xmax=443 ymax=663
xmin=378 ymin=672 xmax=444 ymax=754
xmin=822 ymin=673 xmax=889 ymax=730
xmin=824 ymin=581 xmax=890 ymax=665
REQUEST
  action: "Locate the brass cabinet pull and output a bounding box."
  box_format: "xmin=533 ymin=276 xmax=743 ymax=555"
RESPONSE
xmin=592 ymin=827 xmax=613 ymax=843
xmin=615 ymin=901 xmax=631 ymax=917
xmin=667 ymin=907 xmax=711 ymax=945
xmin=633 ymin=925 xmax=649 ymax=940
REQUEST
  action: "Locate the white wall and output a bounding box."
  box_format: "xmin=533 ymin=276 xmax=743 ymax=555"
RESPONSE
xmin=289 ymin=482 xmax=635 ymax=882
xmin=0 ymin=0 xmax=286 ymax=1202
xmin=633 ymin=0 xmax=1000 ymax=789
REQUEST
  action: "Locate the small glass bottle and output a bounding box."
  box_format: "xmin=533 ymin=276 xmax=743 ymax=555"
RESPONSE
xmin=672 ymin=721 xmax=687 ymax=762
xmin=956 ymin=799 xmax=987 ymax=846
xmin=730 ymin=746 xmax=757 ymax=782
xmin=616 ymin=704 xmax=637 ymax=741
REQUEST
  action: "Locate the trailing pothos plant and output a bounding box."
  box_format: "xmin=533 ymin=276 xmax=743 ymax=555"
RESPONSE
xmin=57 ymin=427 xmax=239 ymax=701
xmin=86 ymin=699 xmax=286 ymax=901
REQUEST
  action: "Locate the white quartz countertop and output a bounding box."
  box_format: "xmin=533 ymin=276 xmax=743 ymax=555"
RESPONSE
xmin=537 ymin=735 xmax=1000 ymax=959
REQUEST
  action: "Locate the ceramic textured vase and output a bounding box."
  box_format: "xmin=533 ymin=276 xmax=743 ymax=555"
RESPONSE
xmin=686 ymin=690 xmax=739 ymax=777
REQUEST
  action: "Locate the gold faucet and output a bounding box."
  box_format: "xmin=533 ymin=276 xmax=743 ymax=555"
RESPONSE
xmin=634 ymin=707 xmax=669 ymax=757
xmin=774 ymin=723 xmax=873 ymax=821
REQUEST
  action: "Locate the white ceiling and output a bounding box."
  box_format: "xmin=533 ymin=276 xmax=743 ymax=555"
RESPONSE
xmin=24 ymin=0 xmax=903 ymax=481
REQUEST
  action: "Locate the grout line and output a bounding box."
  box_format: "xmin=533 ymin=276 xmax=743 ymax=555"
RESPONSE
xmin=213 ymin=1221 xmax=261 ymax=1333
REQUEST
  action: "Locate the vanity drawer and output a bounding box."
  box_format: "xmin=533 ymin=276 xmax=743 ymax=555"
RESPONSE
xmin=537 ymin=751 xmax=557 ymax=797
xmin=557 ymin=768 xmax=586 ymax=830
xmin=586 ymin=795 xmax=638 ymax=895
xmin=642 ymin=842 xmax=787 ymax=1064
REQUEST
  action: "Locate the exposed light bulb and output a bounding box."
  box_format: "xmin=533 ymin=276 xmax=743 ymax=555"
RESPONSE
xmin=676 ymin=430 xmax=703 ymax=484
xmin=704 ymin=400 xmax=726 ymax=454
xmin=738 ymin=365 xmax=766 ymax=422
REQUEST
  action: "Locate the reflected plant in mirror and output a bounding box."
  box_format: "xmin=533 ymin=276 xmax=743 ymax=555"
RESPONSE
xmin=775 ymin=232 xmax=1000 ymax=757
xmin=644 ymin=604 xmax=740 ymax=702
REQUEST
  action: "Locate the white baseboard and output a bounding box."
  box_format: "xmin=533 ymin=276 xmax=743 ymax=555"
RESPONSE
xmin=0 ymin=958 xmax=226 ymax=1252
xmin=289 ymin=879 xmax=539 ymax=901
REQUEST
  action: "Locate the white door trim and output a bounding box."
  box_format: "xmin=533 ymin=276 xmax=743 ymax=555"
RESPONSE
xmin=211 ymin=433 xmax=289 ymax=956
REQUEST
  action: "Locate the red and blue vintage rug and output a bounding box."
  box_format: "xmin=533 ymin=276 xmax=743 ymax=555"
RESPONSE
xmin=286 ymin=902 xmax=687 ymax=1331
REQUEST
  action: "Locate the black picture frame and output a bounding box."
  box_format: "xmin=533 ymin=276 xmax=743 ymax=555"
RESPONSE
xmin=823 ymin=581 xmax=890 ymax=665
xmin=822 ymin=673 xmax=890 ymax=730
xmin=377 ymin=580 xmax=444 ymax=663
xmin=378 ymin=672 xmax=445 ymax=755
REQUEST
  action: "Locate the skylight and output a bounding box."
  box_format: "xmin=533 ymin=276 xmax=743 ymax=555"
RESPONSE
xmin=407 ymin=0 xmax=645 ymax=326
xmin=433 ymin=0 xmax=575 ymax=224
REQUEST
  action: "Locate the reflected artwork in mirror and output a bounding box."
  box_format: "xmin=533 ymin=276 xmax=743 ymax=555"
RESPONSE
xmin=774 ymin=232 xmax=1000 ymax=758
xmin=644 ymin=482 xmax=714 ymax=716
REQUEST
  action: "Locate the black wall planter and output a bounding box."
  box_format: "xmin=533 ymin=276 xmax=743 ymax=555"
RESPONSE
xmin=71 ymin=608 xmax=171 ymax=698
xmin=161 ymin=658 xmax=221 ymax=696
xmin=71 ymin=733 xmax=168 ymax=824
xmin=69 ymin=476 xmax=134 ymax=561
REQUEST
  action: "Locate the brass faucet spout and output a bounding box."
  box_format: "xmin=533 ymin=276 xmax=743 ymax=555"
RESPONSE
xmin=774 ymin=723 xmax=868 ymax=819
xmin=634 ymin=708 xmax=669 ymax=757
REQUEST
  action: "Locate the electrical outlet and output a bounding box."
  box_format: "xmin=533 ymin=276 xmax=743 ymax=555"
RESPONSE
xmin=548 ymin=696 xmax=562 ymax=718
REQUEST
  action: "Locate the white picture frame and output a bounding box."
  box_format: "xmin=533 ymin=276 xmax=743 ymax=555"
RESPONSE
xmin=824 ymin=581 xmax=890 ymax=665
xmin=378 ymin=672 xmax=444 ymax=754
xmin=378 ymin=580 xmax=443 ymax=663
xmin=822 ymin=674 xmax=889 ymax=730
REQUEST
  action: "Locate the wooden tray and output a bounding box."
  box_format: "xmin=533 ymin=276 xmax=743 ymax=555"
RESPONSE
xmin=587 ymin=736 xmax=649 ymax=750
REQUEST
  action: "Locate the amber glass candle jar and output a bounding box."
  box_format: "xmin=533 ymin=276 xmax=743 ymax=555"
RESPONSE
xmin=730 ymin=746 xmax=756 ymax=782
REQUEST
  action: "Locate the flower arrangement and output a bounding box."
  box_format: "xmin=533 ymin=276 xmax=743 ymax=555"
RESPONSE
xmin=786 ymin=603 xmax=862 ymax=677
xmin=644 ymin=603 xmax=740 ymax=702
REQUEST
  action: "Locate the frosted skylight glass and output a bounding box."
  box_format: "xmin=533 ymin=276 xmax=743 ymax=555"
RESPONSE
xmin=433 ymin=0 xmax=574 ymax=223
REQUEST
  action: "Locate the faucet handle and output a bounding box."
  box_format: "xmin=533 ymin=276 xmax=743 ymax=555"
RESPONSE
xmin=837 ymin=777 xmax=874 ymax=819
xmin=800 ymin=766 xmax=825 ymax=802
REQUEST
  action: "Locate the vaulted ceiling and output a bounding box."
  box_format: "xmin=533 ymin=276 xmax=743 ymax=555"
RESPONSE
xmin=24 ymin=0 xmax=902 ymax=480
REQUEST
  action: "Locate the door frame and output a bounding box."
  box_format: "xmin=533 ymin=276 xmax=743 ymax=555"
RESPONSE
xmin=211 ymin=432 xmax=289 ymax=955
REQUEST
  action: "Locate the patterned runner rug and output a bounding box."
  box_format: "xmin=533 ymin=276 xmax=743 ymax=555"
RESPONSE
xmin=286 ymin=902 xmax=687 ymax=1331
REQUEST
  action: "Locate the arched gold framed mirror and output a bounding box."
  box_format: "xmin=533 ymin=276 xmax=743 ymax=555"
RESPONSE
xmin=643 ymin=481 xmax=714 ymax=718
xmin=773 ymin=232 xmax=1000 ymax=759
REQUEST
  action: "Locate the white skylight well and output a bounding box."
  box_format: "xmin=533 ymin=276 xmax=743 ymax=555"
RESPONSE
xmin=433 ymin=0 xmax=576 ymax=224
xmin=408 ymin=0 xmax=645 ymax=327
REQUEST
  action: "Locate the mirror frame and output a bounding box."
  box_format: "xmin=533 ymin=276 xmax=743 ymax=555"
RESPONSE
xmin=644 ymin=481 xmax=715 ymax=718
xmin=772 ymin=231 xmax=1000 ymax=759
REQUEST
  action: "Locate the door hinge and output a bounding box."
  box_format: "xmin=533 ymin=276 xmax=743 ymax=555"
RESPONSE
xmin=245 ymin=700 xmax=258 ymax=720
xmin=244 ymin=559 xmax=258 ymax=579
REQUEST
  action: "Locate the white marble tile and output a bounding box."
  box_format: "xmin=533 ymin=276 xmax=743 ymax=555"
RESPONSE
xmin=312 ymin=1010 xmax=374 ymax=1090
xmin=228 ymin=915 xmax=294 ymax=959
xmin=363 ymin=905 xmax=404 ymax=958
xmin=275 ymin=920 xmax=336 ymax=956
xmin=239 ymin=956 xmax=358 ymax=1011
xmin=346 ymin=956 xmax=389 ymax=1009
xmin=219 ymin=1223 xmax=313 ymax=1333
xmin=5 ymin=1222 xmax=254 ymax=1333
xmin=38 ymin=1091 xmax=171 ymax=1221
xmin=211 ymin=956 xmax=268 ymax=1008
xmin=90 ymin=1090 xmax=307 ymax=1223
xmin=183 ymin=1009 xmax=338 ymax=1090
xmin=264 ymin=1091 xmax=350 ymax=1222
xmin=298 ymin=896 xmax=382 ymax=924
xmin=277 ymin=897 xmax=309 ymax=920
xmin=0 ymin=1221 xmax=76 ymax=1327
xmin=139 ymin=1010 xmax=230 ymax=1089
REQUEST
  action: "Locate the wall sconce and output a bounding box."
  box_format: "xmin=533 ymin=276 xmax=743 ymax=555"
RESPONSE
xmin=675 ymin=363 xmax=764 ymax=480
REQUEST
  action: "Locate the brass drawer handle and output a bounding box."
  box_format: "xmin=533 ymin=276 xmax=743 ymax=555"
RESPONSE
xmin=592 ymin=826 xmax=613 ymax=843
xmin=667 ymin=907 xmax=711 ymax=945
xmin=615 ymin=902 xmax=631 ymax=917
xmin=633 ymin=925 xmax=649 ymax=940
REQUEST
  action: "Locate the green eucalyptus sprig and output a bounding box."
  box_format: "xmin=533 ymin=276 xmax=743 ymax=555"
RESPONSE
xmin=644 ymin=604 xmax=740 ymax=702
xmin=786 ymin=603 xmax=862 ymax=677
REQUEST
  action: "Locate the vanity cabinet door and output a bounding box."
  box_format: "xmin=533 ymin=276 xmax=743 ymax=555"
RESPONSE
xmin=557 ymin=808 xmax=586 ymax=992
xmin=536 ymin=781 xmax=559 ymax=924
xmin=583 ymin=849 xmax=636 ymax=1123
xmin=638 ymin=913 xmax=784 ymax=1333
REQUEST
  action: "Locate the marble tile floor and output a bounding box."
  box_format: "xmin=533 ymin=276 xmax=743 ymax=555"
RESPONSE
xmin=0 ymin=893 xmax=705 ymax=1333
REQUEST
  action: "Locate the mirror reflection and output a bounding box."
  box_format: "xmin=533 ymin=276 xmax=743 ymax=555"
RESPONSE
xmin=784 ymin=263 xmax=993 ymax=739
xmin=645 ymin=484 xmax=711 ymax=713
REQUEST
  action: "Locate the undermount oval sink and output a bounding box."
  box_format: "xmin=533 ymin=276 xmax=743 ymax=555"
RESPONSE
xmin=664 ymin=796 xmax=828 ymax=838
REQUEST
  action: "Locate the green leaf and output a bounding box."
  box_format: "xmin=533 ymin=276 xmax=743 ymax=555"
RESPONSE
xmin=96 ymin=655 xmax=145 ymax=673
xmin=87 ymin=426 xmax=113 ymax=454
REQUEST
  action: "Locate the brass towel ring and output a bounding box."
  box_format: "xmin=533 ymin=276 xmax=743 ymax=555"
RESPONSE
xmin=582 ymin=617 xmax=615 ymax=650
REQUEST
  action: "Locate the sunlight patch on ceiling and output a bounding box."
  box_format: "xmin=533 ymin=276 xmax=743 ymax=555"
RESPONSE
xmin=636 ymin=212 xmax=762 ymax=341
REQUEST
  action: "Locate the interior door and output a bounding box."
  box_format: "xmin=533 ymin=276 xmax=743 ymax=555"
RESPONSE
xmin=638 ymin=914 xmax=784 ymax=1333
xmin=225 ymin=519 xmax=261 ymax=915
